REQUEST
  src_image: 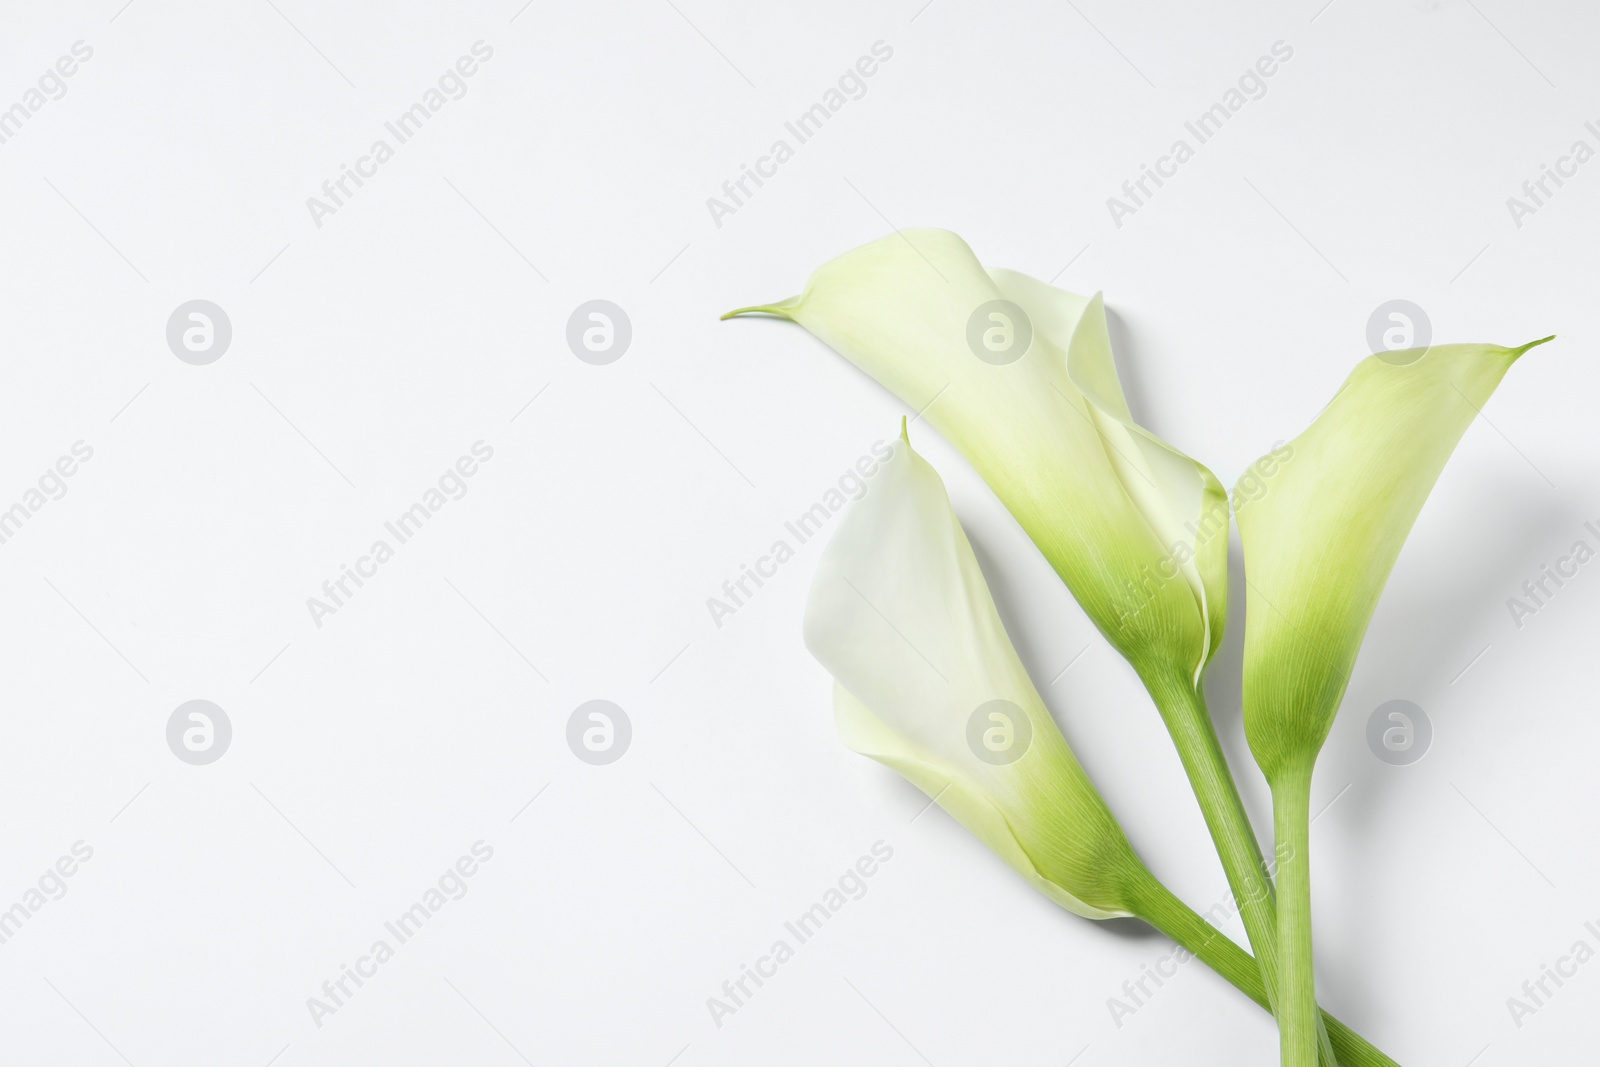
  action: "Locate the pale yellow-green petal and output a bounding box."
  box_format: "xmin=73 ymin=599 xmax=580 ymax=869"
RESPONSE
xmin=834 ymin=685 xmax=1129 ymax=919
xmin=730 ymin=229 xmax=1227 ymax=688
xmin=995 ymin=272 xmax=1230 ymax=678
xmin=1238 ymin=338 xmax=1551 ymax=779
xmin=805 ymin=433 xmax=1144 ymax=918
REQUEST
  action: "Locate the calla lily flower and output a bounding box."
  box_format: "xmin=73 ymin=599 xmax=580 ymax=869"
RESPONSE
xmin=805 ymin=427 xmax=1399 ymax=1067
xmin=1235 ymin=337 xmax=1551 ymax=1066
xmin=1238 ymin=337 xmax=1553 ymax=780
xmin=728 ymin=231 xmax=1296 ymax=1046
xmin=804 ymin=424 xmax=1143 ymax=919
xmin=731 ymin=229 xmax=1228 ymax=690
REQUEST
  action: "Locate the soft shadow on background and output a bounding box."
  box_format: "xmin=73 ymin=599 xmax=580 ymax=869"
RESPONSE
xmin=1332 ymin=477 xmax=1572 ymax=818
xmin=1104 ymin=306 xmax=1154 ymax=433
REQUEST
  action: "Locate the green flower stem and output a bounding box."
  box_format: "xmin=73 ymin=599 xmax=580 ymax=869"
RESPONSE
xmin=1273 ymin=761 xmax=1319 ymax=1067
xmin=1128 ymin=873 xmax=1396 ymax=1067
xmin=1146 ymin=672 xmax=1338 ymax=1066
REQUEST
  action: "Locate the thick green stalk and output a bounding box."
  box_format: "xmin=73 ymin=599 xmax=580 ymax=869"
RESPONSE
xmin=1145 ymin=672 xmax=1338 ymax=1066
xmin=1127 ymin=873 xmax=1396 ymax=1067
xmin=1272 ymin=761 xmax=1318 ymax=1067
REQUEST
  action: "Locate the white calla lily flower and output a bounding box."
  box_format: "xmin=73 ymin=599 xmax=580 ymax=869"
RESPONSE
xmin=1239 ymin=338 xmax=1554 ymax=780
xmin=1235 ymin=337 xmax=1551 ymax=1067
xmin=728 ymin=231 xmax=1292 ymax=1040
xmin=802 ymin=427 xmax=1403 ymax=1067
xmin=804 ymin=427 xmax=1141 ymax=919
xmin=732 ymin=229 xmax=1227 ymax=690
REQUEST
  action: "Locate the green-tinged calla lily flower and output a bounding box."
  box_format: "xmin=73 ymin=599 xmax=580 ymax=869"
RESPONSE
xmin=1238 ymin=337 xmax=1553 ymax=780
xmin=732 ymin=231 xmax=1370 ymax=1063
xmin=732 ymin=229 xmax=1228 ymax=690
xmin=1235 ymin=337 xmax=1550 ymax=1067
xmin=803 ymin=428 xmax=1401 ymax=1067
xmin=804 ymin=426 xmax=1143 ymax=918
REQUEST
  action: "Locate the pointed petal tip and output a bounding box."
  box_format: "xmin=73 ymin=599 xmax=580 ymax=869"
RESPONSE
xmin=899 ymin=415 xmax=910 ymax=445
xmin=1512 ymin=334 xmax=1556 ymax=359
xmin=719 ymin=301 xmax=796 ymax=321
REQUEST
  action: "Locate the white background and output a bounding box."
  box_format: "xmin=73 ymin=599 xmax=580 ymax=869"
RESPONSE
xmin=0 ymin=1 xmax=1595 ymax=1064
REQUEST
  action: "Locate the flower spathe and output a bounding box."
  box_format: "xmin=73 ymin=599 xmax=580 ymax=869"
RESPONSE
xmin=804 ymin=429 xmax=1143 ymax=918
xmin=802 ymin=425 xmax=1414 ymax=1067
xmin=1235 ymin=336 xmax=1550 ymax=1067
xmin=730 ymin=229 xmax=1228 ymax=691
xmin=1237 ymin=337 xmax=1553 ymax=779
